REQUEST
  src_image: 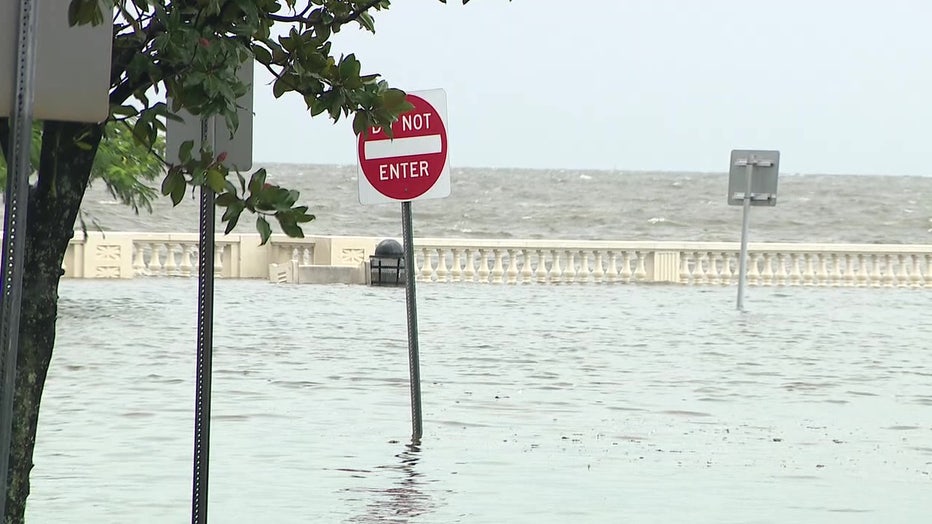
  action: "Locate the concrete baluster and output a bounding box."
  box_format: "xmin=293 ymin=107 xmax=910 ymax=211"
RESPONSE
xmin=707 ymin=252 xmax=720 ymax=285
xmin=634 ymin=251 xmax=648 ymax=282
xmin=692 ymin=251 xmax=706 ymax=285
xmin=593 ymin=251 xmax=605 ymax=283
xmin=214 ymin=245 xmax=224 ymax=277
xmin=617 ymin=252 xmax=630 ymax=283
xmin=723 ymin=252 xmax=734 ymax=285
xmin=576 ymin=250 xmax=590 ymax=283
xmin=721 ymin=252 xmax=734 ymax=286
xmin=816 ymin=254 xmax=830 ymax=286
xmin=477 ymin=249 xmax=491 ymax=283
xmin=840 ymin=254 xmax=855 ymax=287
xmin=490 ymin=249 xmax=505 ymax=284
xmin=771 ymin=254 xmax=786 ymax=286
xmin=435 ymin=248 xmax=449 ymax=283
xmin=802 ymin=253 xmax=816 ymax=285
xmin=550 ymin=249 xmax=563 ymax=283
xmin=910 ymin=254 xmax=923 ymax=288
xmin=789 ymin=253 xmax=802 ymax=285
xmin=759 ymin=253 xmax=772 ymax=286
xmin=535 ymin=249 xmax=548 ymax=283
xmin=450 ymin=248 xmax=462 ymax=282
xmin=747 ymin=252 xmax=761 ymax=286
xmin=164 ymin=243 xmax=179 ymax=276
xmin=855 ymin=254 xmax=869 ymax=287
xmin=148 ymin=243 xmax=164 ymax=275
xmin=179 ymin=244 xmax=194 ymax=277
xmin=463 ymin=249 xmax=475 ymax=282
xmin=506 ymin=249 xmax=519 ymax=284
xmin=559 ymin=250 xmax=572 ymax=284
xmin=520 ymin=249 xmax=534 ymax=284
xmin=678 ymin=251 xmax=691 ymax=285
xmin=606 ymin=251 xmax=618 ymax=283
xmin=133 ymin=243 xmax=147 ymax=276
xmin=881 ymin=255 xmax=896 ymax=287
xmin=896 ymin=254 xmax=910 ymax=287
xmin=832 ymin=253 xmax=844 ymax=286
xmin=866 ymin=254 xmax=880 ymax=287
xmin=419 ymin=247 xmax=433 ymax=282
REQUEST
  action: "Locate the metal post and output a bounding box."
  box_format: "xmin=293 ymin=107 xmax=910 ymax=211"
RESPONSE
xmin=0 ymin=0 xmax=39 ymax=517
xmin=737 ymin=162 xmax=753 ymax=311
xmin=401 ymin=201 xmax=423 ymax=443
xmin=191 ymin=117 xmax=216 ymax=524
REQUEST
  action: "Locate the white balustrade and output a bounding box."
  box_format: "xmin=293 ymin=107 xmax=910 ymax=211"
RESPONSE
xmin=60 ymin=233 xmax=932 ymax=288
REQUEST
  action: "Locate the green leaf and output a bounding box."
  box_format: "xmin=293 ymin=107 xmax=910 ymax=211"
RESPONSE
xmin=160 ymin=169 xmax=182 ymax=197
xmin=248 ymin=168 xmax=267 ymax=195
xmin=338 ymin=54 xmax=360 ymax=81
xmin=222 ymin=201 xmax=245 ymax=233
xmin=179 ymin=140 xmax=194 ymax=162
xmin=256 ymin=216 xmax=272 ymax=245
xmin=216 ymin=192 xmax=238 ymax=207
xmin=206 ymin=168 xmax=226 ymax=193
xmin=170 ymin=177 xmax=186 ymax=206
xmin=252 ymin=45 xmax=272 ymax=65
xmin=272 ymin=78 xmax=288 ymax=98
xmin=352 ymin=112 xmax=368 ymax=136
xmin=278 ymin=218 xmax=304 ymax=238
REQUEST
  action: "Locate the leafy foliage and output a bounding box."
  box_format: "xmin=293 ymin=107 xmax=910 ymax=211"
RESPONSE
xmin=0 ymin=120 xmax=163 ymax=213
xmin=62 ymin=0 xmax=478 ymax=244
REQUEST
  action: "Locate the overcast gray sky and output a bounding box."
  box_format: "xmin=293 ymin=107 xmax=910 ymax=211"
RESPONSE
xmin=252 ymin=0 xmax=932 ymax=175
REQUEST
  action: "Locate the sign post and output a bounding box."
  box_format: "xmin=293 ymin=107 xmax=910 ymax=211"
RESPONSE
xmin=1 ymin=3 xmax=111 ymax=519
xmin=0 ymin=2 xmax=39 ymax=519
xmin=357 ymin=89 xmax=450 ymax=443
xmin=727 ymin=149 xmax=780 ymax=311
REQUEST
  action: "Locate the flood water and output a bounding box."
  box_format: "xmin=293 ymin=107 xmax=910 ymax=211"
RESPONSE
xmin=27 ymin=280 xmax=932 ymax=523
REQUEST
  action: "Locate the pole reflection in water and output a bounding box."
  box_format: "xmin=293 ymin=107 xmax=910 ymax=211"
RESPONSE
xmin=348 ymin=442 xmax=435 ymax=523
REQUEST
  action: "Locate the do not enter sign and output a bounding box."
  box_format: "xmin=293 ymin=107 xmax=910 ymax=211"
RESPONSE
xmin=357 ymin=89 xmax=450 ymax=204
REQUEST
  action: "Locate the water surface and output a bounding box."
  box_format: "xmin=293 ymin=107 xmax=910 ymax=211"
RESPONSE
xmin=28 ymin=280 xmax=932 ymax=523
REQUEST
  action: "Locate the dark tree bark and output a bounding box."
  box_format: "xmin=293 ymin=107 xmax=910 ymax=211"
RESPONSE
xmin=3 ymin=120 xmax=103 ymax=524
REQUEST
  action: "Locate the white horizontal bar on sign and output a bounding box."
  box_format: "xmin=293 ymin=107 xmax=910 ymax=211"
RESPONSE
xmin=364 ymin=135 xmax=442 ymax=160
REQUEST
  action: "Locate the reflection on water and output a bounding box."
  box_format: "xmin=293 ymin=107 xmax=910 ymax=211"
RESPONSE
xmin=25 ymin=280 xmax=932 ymax=523
xmin=347 ymin=443 xmax=435 ymax=523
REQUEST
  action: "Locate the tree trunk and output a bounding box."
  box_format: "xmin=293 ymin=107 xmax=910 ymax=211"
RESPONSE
xmin=3 ymin=120 xmax=102 ymax=524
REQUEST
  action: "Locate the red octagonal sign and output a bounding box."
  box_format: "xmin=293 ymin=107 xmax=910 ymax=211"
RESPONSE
xmin=357 ymin=89 xmax=450 ymax=204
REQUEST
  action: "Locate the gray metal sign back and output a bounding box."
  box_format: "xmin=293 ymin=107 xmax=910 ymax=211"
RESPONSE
xmin=0 ymin=0 xmax=112 ymax=122
xmin=728 ymin=149 xmax=780 ymax=206
xmin=165 ymin=60 xmax=254 ymax=172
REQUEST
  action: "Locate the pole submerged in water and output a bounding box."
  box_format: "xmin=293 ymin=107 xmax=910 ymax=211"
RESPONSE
xmin=737 ymin=162 xmax=753 ymax=311
xmin=401 ymin=201 xmax=423 ymax=443
xmin=191 ymin=117 xmax=216 ymax=524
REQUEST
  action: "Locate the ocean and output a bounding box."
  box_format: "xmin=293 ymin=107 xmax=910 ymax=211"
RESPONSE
xmin=79 ymin=164 xmax=932 ymax=244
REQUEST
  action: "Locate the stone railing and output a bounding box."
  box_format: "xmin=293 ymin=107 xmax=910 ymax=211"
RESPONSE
xmin=60 ymin=233 xmax=932 ymax=288
xmin=411 ymin=239 xmax=932 ymax=288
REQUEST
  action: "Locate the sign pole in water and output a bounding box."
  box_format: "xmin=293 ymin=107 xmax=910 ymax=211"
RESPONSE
xmin=191 ymin=117 xmax=216 ymax=524
xmin=727 ymin=150 xmax=781 ymax=311
xmin=357 ymin=89 xmax=450 ymax=443
xmin=736 ymin=161 xmax=754 ymax=311
xmin=401 ymin=201 xmax=423 ymax=442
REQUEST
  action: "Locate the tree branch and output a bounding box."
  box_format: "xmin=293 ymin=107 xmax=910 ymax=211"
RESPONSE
xmin=266 ymin=0 xmax=383 ymax=25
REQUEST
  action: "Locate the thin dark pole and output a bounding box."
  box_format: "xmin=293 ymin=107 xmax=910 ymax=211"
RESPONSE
xmin=191 ymin=117 xmax=216 ymax=524
xmin=0 ymin=0 xmax=38 ymax=518
xmin=737 ymin=163 xmax=754 ymax=311
xmin=401 ymin=201 xmax=423 ymax=443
